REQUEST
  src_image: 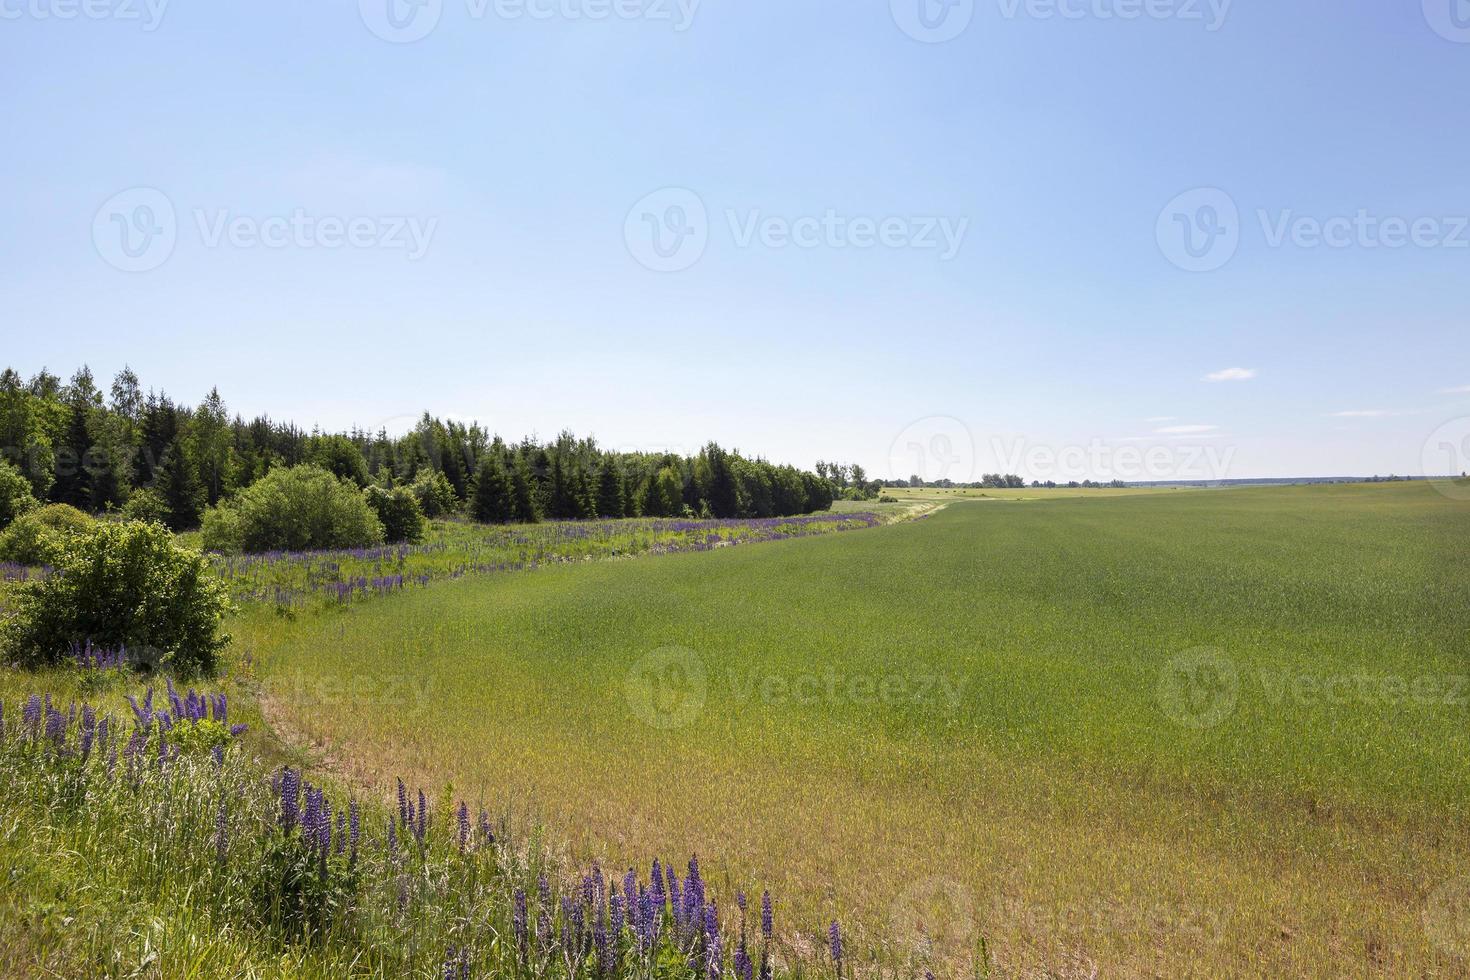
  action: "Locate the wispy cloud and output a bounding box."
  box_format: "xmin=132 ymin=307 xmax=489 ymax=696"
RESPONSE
xmin=1155 ymin=424 xmax=1219 ymax=435
xmin=1440 ymin=385 xmax=1470 ymax=394
xmin=1203 ymin=367 xmax=1257 ymax=383
xmin=1144 ymin=416 xmax=1176 ymax=423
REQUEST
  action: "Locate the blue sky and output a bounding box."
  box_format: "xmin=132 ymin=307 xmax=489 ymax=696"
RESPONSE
xmin=2 ymin=0 xmax=1468 ymax=482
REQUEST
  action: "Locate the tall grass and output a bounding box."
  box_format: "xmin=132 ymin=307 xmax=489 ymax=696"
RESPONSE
xmin=0 ymin=687 xmax=863 ymax=979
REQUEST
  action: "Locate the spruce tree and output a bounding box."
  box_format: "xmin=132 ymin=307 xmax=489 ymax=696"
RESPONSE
xmin=157 ymin=437 xmax=204 ymax=530
xmin=596 ymin=462 xmax=624 ymax=519
xmin=471 ymin=454 xmax=514 ymax=523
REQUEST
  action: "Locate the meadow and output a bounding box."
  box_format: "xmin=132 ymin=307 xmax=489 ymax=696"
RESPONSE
xmin=233 ymin=480 xmax=1470 ymax=976
xmin=3 ymin=482 xmax=1467 ymax=977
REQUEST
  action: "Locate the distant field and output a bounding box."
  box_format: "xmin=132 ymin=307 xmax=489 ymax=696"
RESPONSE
xmin=236 ymin=482 xmax=1469 ymax=975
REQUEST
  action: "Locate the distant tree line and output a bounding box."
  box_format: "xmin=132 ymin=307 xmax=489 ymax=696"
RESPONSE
xmin=890 ymin=474 xmax=1129 ymax=489
xmin=0 ymin=365 xmax=837 ymax=531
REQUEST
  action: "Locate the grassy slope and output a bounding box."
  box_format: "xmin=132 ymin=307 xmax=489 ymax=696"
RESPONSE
xmin=235 ymin=483 xmax=1468 ymax=975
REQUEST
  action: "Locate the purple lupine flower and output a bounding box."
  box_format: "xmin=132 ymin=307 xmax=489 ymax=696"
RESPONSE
xmin=211 ymin=744 xmax=224 ymax=768
xmin=302 ymin=784 xmax=322 ymax=842
xmin=348 ymin=800 xmax=361 ymax=863
xmin=21 ymin=696 xmax=41 ymax=734
xmin=734 ymin=940 xmax=753 ymax=980
xmin=43 ymin=705 xmax=66 ymax=745
xmin=335 ymin=809 xmax=347 ymax=856
xmin=387 ymin=815 xmax=399 ymax=860
xmin=279 ymin=767 xmax=301 ymax=832
xmin=594 ymin=918 xmax=611 ymax=976
xmin=513 ymin=888 xmax=529 ymax=958
xmin=638 ymin=891 xmax=657 ymax=952
xmin=397 ymin=778 xmax=409 ymax=828
xmin=478 ymin=808 xmax=493 ymax=845
xmin=761 ymin=891 xmax=773 ymax=940
xmin=457 ymin=801 xmax=469 ymax=852
xmin=623 ymin=869 xmax=637 ymax=921
xmin=707 ymin=925 xmax=724 ymax=980
xmin=829 ymin=921 xmax=843 ymax=978
xmin=651 ymin=859 xmax=665 ymax=910
xmin=79 ymin=705 xmax=97 ymax=760
xmin=416 ymin=789 xmax=427 ymax=843
xmin=668 ymin=872 xmax=683 ymax=933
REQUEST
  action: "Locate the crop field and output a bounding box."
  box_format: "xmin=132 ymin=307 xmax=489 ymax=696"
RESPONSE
xmin=231 ymin=481 xmax=1470 ymax=977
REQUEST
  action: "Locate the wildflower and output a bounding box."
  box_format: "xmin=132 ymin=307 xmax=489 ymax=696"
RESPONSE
xmin=734 ymin=940 xmax=753 ymax=980
xmin=349 ymin=800 xmax=360 ymax=864
xmin=279 ymin=767 xmax=301 ymax=832
xmin=761 ymin=891 xmax=773 ymax=940
xmin=651 ymin=858 xmax=665 ymax=909
xmin=513 ymin=888 xmax=529 ymax=958
xmin=416 ymin=788 xmax=427 ymax=843
xmin=478 ymin=807 xmax=493 ymax=845
xmin=457 ymin=801 xmax=469 ymax=852
xmin=397 ymin=778 xmax=409 ymax=828
xmin=22 ymin=694 xmax=41 ymax=735
xmin=829 ymin=921 xmax=843 ymax=978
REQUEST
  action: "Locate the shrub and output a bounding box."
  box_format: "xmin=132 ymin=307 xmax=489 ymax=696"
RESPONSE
xmin=0 ymin=458 xmax=38 ymax=531
xmin=200 ymin=503 xmax=244 ymax=553
xmin=410 ymin=469 xmax=460 ymax=518
xmin=121 ymin=487 xmax=171 ymax=524
xmin=2 ymin=520 xmax=232 ymax=675
xmin=201 ymin=464 xmax=384 ymax=554
xmin=365 ymin=485 xmax=426 ymax=544
xmin=0 ymin=503 xmax=94 ymax=566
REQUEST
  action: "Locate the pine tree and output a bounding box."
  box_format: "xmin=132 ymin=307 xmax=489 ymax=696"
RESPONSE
xmin=510 ymin=455 xmax=539 ymax=523
xmin=596 ymin=462 xmax=624 ymax=519
xmin=157 ymin=437 xmax=204 ymax=530
xmin=471 ymin=454 xmax=514 ymax=524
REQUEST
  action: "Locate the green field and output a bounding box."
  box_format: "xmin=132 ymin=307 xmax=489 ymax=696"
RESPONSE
xmin=236 ymin=482 xmax=1470 ymax=976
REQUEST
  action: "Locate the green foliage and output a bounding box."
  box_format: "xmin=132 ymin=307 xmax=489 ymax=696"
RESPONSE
xmin=0 ymin=503 xmax=94 ymax=566
xmin=410 ymin=468 xmax=460 ymax=518
xmin=2 ymin=520 xmax=231 ymax=674
xmin=364 ymin=485 xmax=426 ymax=544
xmin=595 ymin=463 xmax=624 ymax=518
xmin=156 ymin=437 xmax=205 ymax=530
xmin=120 ymin=487 xmax=170 ymax=524
xmin=201 ymin=465 xmax=385 ymax=554
xmin=470 ymin=454 xmax=515 ymax=524
xmin=307 ymin=434 xmax=370 ymax=487
xmin=168 ymin=718 xmax=233 ymax=755
xmin=0 ymin=457 xmax=38 ymax=530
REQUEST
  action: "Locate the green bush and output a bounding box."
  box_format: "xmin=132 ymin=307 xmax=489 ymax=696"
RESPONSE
xmin=365 ymin=485 xmax=426 ymax=544
xmin=2 ymin=520 xmax=232 ymax=675
xmin=121 ymin=487 xmax=171 ymax=524
xmin=199 ymin=502 xmax=244 ymax=553
xmin=200 ymin=464 xmax=385 ymax=554
xmin=0 ymin=458 xmax=38 ymax=531
xmin=410 ymin=469 xmax=460 ymax=518
xmin=0 ymin=503 xmax=94 ymax=566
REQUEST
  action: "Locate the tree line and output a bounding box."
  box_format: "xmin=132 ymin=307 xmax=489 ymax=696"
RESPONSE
xmin=0 ymin=366 xmax=842 ymax=529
